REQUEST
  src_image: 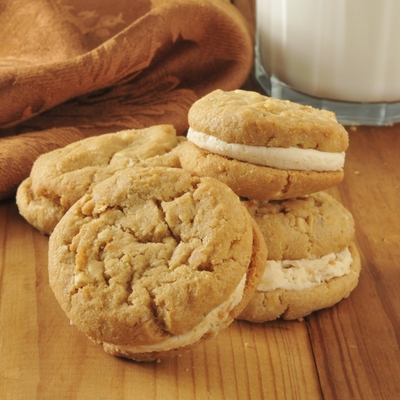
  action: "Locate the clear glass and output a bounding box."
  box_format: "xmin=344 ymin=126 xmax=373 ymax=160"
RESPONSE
xmin=255 ymin=0 xmax=400 ymax=126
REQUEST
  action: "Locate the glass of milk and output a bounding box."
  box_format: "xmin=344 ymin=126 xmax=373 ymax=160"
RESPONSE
xmin=255 ymin=0 xmax=400 ymax=125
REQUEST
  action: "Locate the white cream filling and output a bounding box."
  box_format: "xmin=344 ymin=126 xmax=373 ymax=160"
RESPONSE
xmin=187 ymin=128 xmax=345 ymax=172
xmin=258 ymin=247 xmax=352 ymax=291
xmin=110 ymin=274 xmax=247 ymax=354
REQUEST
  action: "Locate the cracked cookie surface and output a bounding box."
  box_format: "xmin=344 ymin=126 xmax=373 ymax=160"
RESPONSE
xmin=237 ymin=192 xmax=361 ymax=322
xmin=188 ymin=89 xmax=348 ymax=151
xmin=243 ymin=191 xmax=355 ymax=260
xmin=48 ymin=166 xmax=266 ymax=361
xmin=16 ymin=125 xmax=184 ymax=234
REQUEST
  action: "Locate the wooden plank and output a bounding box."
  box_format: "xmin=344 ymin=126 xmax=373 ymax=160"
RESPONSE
xmin=0 ymin=200 xmax=41 ymax=399
xmin=307 ymin=126 xmax=400 ymax=400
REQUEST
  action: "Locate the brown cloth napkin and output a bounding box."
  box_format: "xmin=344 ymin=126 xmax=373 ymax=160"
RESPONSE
xmin=0 ymin=0 xmax=254 ymax=200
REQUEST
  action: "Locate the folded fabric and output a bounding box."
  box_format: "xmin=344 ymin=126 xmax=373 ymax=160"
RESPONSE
xmin=0 ymin=0 xmax=253 ymax=200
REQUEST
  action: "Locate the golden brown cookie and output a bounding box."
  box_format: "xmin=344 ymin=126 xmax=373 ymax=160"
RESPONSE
xmin=48 ymin=166 xmax=267 ymax=362
xmin=237 ymin=192 xmax=361 ymax=322
xmin=16 ymin=125 xmax=185 ymax=235
xmin=180 ymin=89 xmax=348 ymax=201
xmin=243 ymin=191 xmax=355 ymax=260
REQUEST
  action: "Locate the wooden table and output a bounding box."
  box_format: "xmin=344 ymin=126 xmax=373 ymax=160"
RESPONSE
xmin=1 ymin=74 xmax=400 ymax=400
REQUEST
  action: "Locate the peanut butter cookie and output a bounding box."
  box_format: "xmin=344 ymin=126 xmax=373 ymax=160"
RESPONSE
xmin=48 ymin=167 xmax=267 ymax=361
xmin=16 ymin=125 xmax=184 ymax=234
xmin=237 ymin=192 xmax=361 ymax=322
xmin=180 ymin=89 xmax=348 ymax=201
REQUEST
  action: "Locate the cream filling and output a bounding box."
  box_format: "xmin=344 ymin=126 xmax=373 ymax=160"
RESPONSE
xmin=187 ymin=128 xmax=345 ymax=172
xmin=258 ymin=247 xmax=352 ymax=291
xmin=109 ymin=274 xmax=247 ymax=354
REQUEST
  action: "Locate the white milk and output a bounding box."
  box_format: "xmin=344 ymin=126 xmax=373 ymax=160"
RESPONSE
xmin=256 ymin=0 xmax=400 ymax=103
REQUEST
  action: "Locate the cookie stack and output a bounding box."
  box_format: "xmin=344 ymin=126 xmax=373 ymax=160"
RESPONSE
xmin=16 ymin=123 xmax=268 ymax=362
xmin=179 ymin=89 xmax=361 ymax=323
xmin=16 ymin=89 xmax=361 ymax=362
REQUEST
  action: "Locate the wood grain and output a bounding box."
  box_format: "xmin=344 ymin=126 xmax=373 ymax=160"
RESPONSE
xmin=309 ymin=126 xmax=400 ymax=400
xmin=2 ymin=84 xmax=400 ymax=399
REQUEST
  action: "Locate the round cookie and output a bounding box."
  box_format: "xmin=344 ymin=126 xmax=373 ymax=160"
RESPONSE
xmin=179 ymin=89 xmax=348 ymax=201
xmin=16 ymin=125 xmax=185 ymax=235
xmin=237 ymin=191 xmax=361 ymax=322
xmin=188 ymin=89 xmax=348 ymax=151
xmin=48 ymin=166 xmax=267 ymax=362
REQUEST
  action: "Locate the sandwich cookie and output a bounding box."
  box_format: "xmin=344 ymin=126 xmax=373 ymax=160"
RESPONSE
xmin=237 ymin=191 xmax=361 ymax=322
xmin=48 ymin=166 xmax=267 ymax=362
xmin=16 ymin=125 xmax=185 ymax=235
xmin=179 ymin=89 xmax=348 ymax=201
